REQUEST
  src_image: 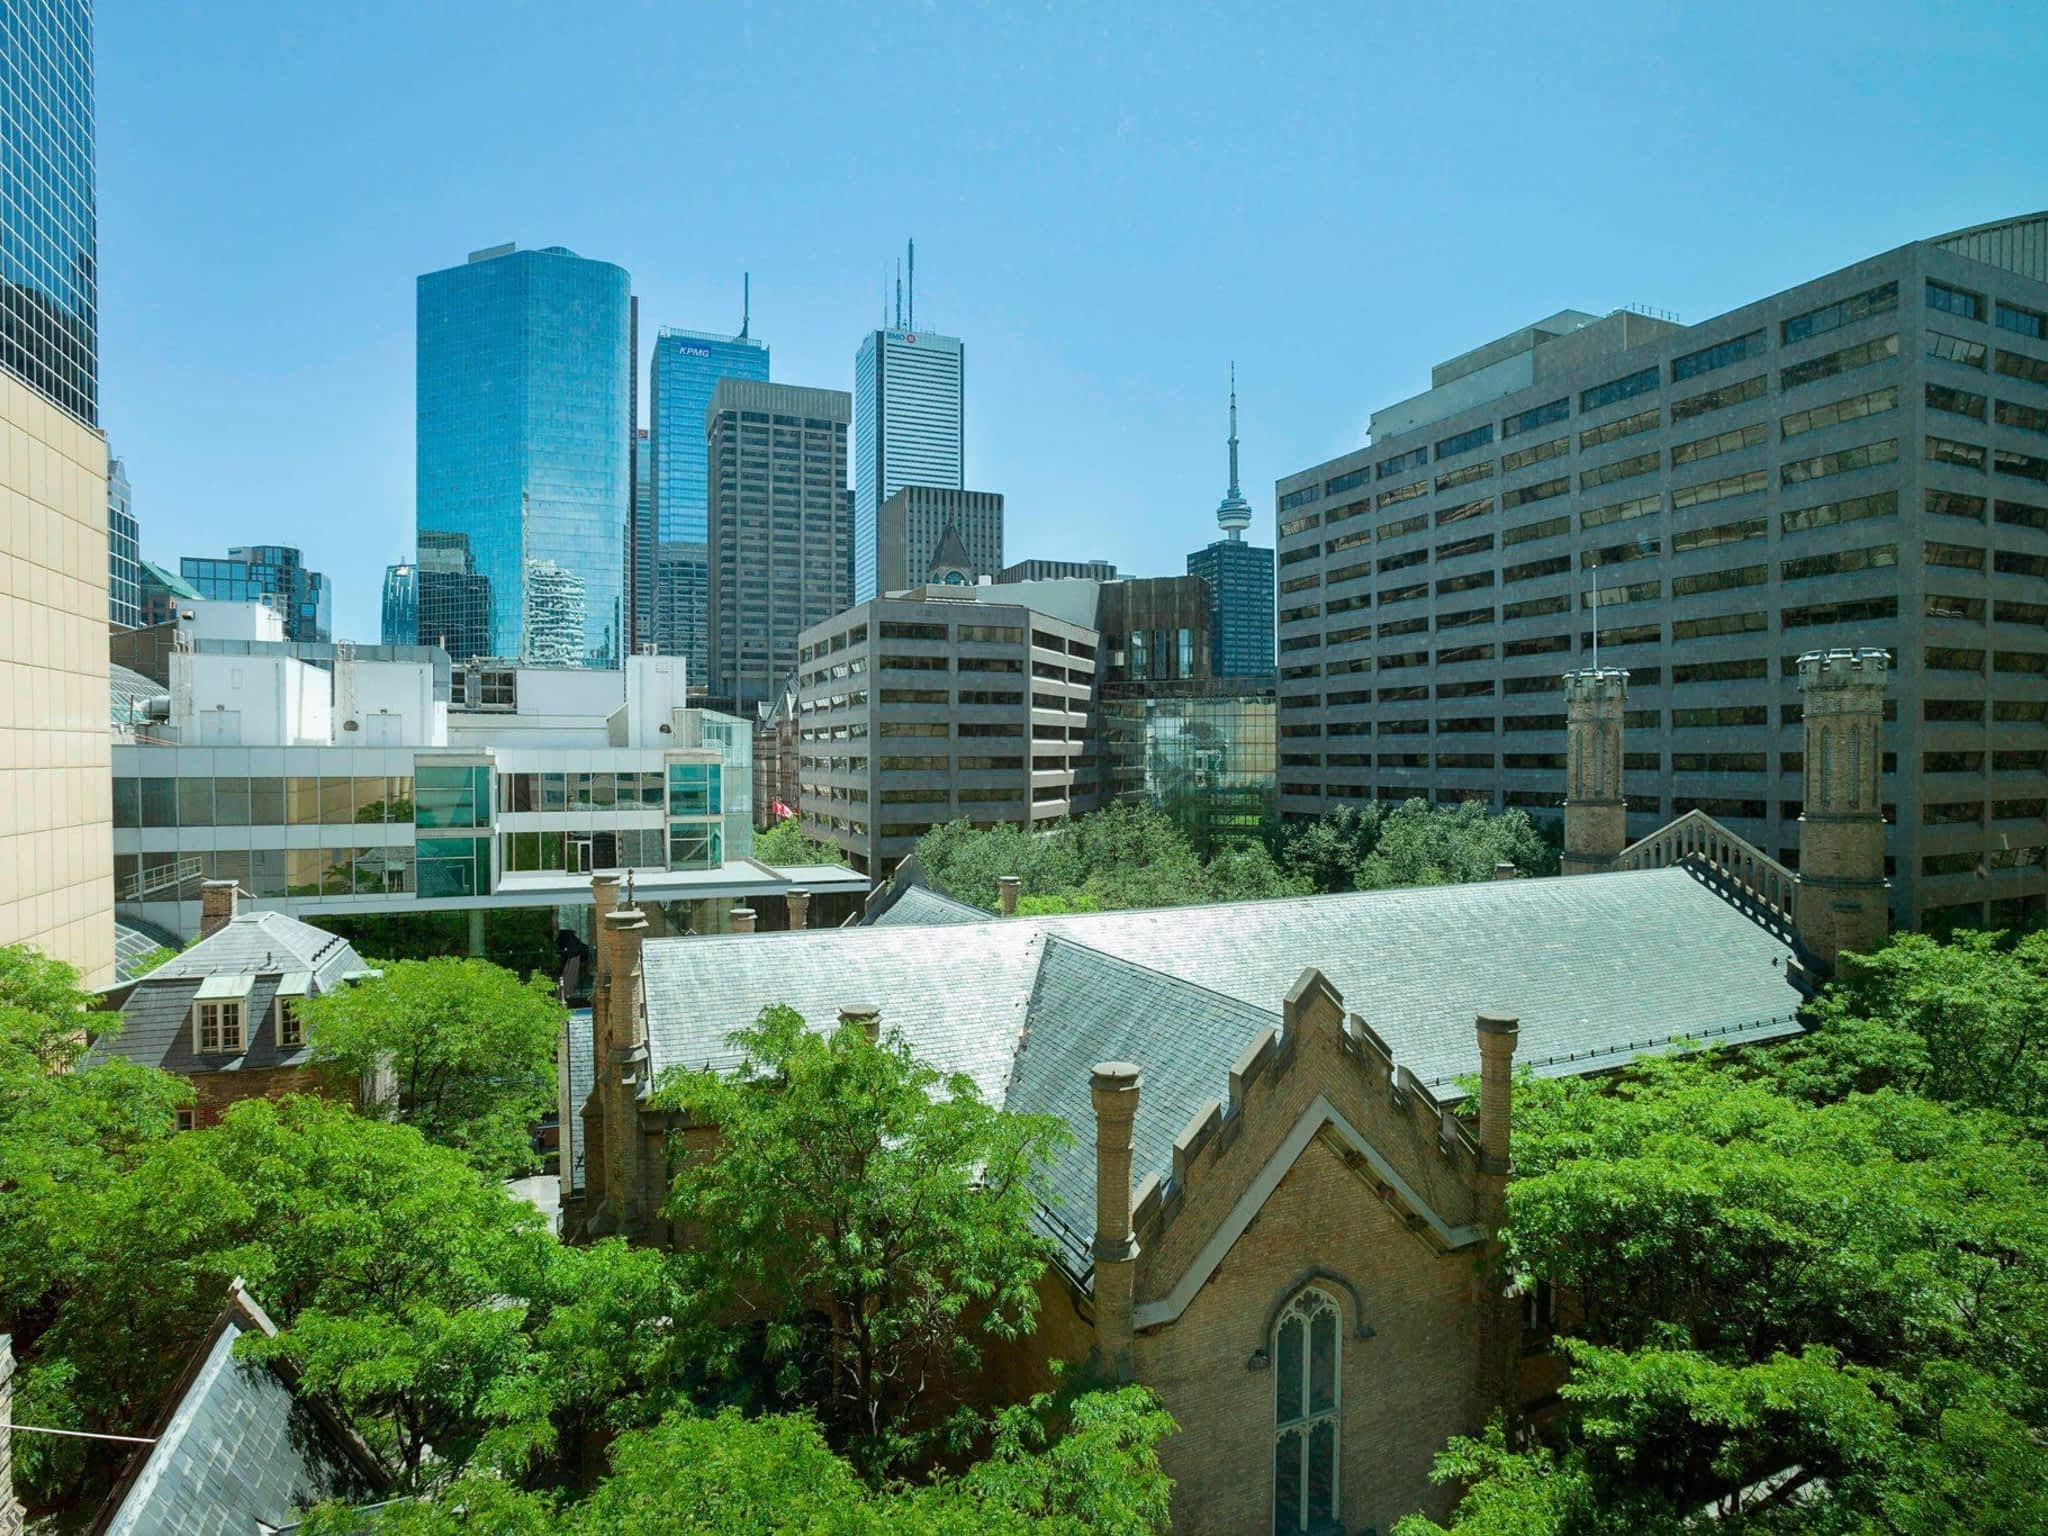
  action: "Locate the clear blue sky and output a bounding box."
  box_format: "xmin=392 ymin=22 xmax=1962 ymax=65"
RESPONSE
xmin=98 ymin=0 xmax=2044 ymax=643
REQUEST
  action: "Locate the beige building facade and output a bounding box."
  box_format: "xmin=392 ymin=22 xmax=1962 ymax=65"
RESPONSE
xmin=0 ymin=371 xmax=111 ymax=985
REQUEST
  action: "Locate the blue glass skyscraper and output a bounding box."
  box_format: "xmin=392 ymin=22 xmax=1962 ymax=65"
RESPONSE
xmin=650 ymin=325 xmax=769 ymax=545
xmin=108 ymin=450 xmax=139 ymax=627
xmin=381 ymin=562 xmax=418 ymax=646
xmin=417 ymin=244 xmax=632 ymax=666
xmin=182 ymin=545 xmax=332 ymax=642
xmin=1 ymin=0 xmax=97 ymax=425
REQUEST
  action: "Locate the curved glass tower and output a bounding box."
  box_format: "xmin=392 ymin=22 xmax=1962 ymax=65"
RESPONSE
xmin=417 ymin=244 xmax=632 ymax=666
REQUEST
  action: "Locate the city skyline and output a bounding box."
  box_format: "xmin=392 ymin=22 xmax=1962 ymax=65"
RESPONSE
xmin=90 ymin=3 xmax=2047 ymax=644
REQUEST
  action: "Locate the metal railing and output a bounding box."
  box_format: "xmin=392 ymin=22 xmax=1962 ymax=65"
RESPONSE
xmin=120 ymin=857 xmax=205 ymax=901
xmin=1615 ymin=810 xmax=1797 ymax=936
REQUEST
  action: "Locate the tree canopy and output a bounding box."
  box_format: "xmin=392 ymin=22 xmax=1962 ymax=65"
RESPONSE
xmin=754 ymin=814 xmax=842 ymax=866
xmin=304 ymin=956 xmax=564 ymax=1178
xmin=653 ymin=1003 xmax=1069 ymax=1475
xmin=1270 ymin=798 xmax=1561 ymax=893
xmin=1399 ymin=924 xmax=2048 ymax=1536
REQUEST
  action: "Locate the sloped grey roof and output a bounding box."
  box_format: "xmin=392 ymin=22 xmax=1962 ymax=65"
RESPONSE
xmin=113 ymin=916 xmax=183 ymax=983
xmin=868 ymin=885 xmax=992 ymax=928
xmin=1006 ymin=937 xmax=1280 ymax=1250
xmin=565 ymin=1009 xmax=593 ymax=1193
xmin=95 ymin=1301 xmax=382 ymax=1534
xmin=87 ymin=912 xmax=363 ymax=1077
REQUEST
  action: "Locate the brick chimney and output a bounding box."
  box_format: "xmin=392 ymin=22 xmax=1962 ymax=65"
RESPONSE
xmin=1794 ymin=648 xmax=1890 ymax=969
xmin=838 ymin=1004 xmax=881 ymax=1045
xmin=1493 ymin=860 xmax=1516 ymax=881
xmin=199 ymin=878 xmax=239 ymax=937
xmin=786 ymin=887 xmax=812 ymax=930
xmin=1561 ymin=668 xmax=1628 ymax=874
xmin=603 ymin=906 xmax=650 ymax=1235
xmin=1473 ymin=1011 xmax=1519 ymax=1416
xmin=1 ymin=1333 xmax=20 ymax=1536
xmin=1089 ymin=1061 xmax=1142 ymax=1382
xmin=729 ymin=906 xmax=756 ymax=934
xmin=998 ymin=875 xmax=1021 ymax=917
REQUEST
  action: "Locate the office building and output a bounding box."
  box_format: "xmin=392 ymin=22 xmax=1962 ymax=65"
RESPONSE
xmin=854 ymin=326 xmax=965 ymax=601
xmin=1001 ymin=557 xmax=1119 ymax=583
xmin=796 ymin=588 xmax=1097 ymax=874
xmin=415 ymin=530 xmax=492 ymax=661
xmin=182 ymin=545 xmax=331 ymax=643
xmin=417 ymin=244 xmax=632 ymax=667
xmin=706 ymin=379 xmax=851 ymax=712
xmin=649 ymin=320 xmax=768 ymax=670
xmin=381 ymin=562 xmax=418 ymax=647
xmin=1187 ymin=368 xmax=1276 ymax=679
xmin=630 ymin=426 xmax=654 ymax=651
xmin=108 ymin=450 xmax=139 ymax=628
xmin=1274 ymin=214 xmax=2048 ymax=932
xmin=138 ymin=559 xmax=199 ymax=628
xmin=110 ymin=605 xmax=863 ymax=945
xmin=876 ymin=485 xmax=1003 ymax=591
xmin=1 ymin=0 xmax=112 ymax=984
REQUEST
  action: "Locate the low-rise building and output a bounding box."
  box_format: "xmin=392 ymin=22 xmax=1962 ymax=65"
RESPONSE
xmin=89 ymin=884 xmax=379 ymax=1129
xmin=111 ymin=603 xmax=865 ymax=945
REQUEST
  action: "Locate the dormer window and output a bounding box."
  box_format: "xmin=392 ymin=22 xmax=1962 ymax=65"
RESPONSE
xmin=275 ymin=972 xmax=313 ymax=1049
xmin=191 ymin=974 xmax=254 ymax=1053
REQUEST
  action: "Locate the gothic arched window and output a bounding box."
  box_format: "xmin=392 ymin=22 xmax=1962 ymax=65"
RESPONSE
xmin=1273 ymin=1286 xmax=1341 ymax=1533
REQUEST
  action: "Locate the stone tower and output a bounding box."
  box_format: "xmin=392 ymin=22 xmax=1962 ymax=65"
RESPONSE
xmin=1561 ymin=668 xmax=1628 ymax=875
xmin=1795 ymin=648 xmax=1890 ymax=968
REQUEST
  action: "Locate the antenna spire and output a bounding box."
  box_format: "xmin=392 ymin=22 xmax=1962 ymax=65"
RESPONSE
xmin=907 ymin=237 xmax=915 ymax=330
xmin=1227 ymin=361 xmax=1241 ymax=498
xmin=739 ymin=272 xmax=750 ymax=340
xmin=895 ymin=260 xmax=902 ymax=329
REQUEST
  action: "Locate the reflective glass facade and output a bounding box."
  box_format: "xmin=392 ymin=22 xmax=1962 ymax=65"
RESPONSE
xmin=108 ymin=451 xmax=138 ymax=627
xmin=417 ymin=245 xmax=632 ymax=666
xmin=181 ymin=545 xmax=331 ymax=642
xmin=651 ymin=328 xmax=769 ymax=543
xmin=853 ymin=329 xmax=964 ymax=602
xmin=1 ymin=0 xmax=96 ymax=423
xmin=1187 ymin=537 xmax=1276 ymax=678
xmin=1096 ymin=687 xmax=1278 ymax=854
xmin=381 ymin=562 xmax=418 ymax=646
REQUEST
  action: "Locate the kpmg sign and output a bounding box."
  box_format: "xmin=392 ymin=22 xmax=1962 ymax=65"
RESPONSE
xmin=677 ymin=344 xmax=712 ymax=358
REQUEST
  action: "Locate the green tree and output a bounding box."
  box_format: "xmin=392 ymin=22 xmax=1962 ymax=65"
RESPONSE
xmin=1354 ymin=799 xmax=1559 ymax=890
xmin=1766 ymin=927 xmax=2048 ymax=1127
xmin=1270 ymin=802 xmax=1384 ymax=893
xmin=304 ymin=957 xmax=564 ymax=1177
xmin=1401 ymin=1049 xmax=2048 ymax=1535
xmin=755 ymin=815 xmax=841 ymax=865
xmin=653 ymin=1005 xmax=1067 ymax=1474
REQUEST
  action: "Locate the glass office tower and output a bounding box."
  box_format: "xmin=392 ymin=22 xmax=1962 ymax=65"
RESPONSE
xmin=417 ymin=244 xmax=632 ymax=667
xmin=182 ymin=545 xmax=332 ymax=642
xmin=381 ymin=562 xmax=419 ymax=646
xmin=108 ymin=451 xmax=139 ymax=627
xmin=853 ymin=328 xmax=964 ymax=602
xmin=1 ymin=0 xmax=97 ymax=425
xmin=651 ymin=328 xmax=769 ymax=544
xmin=1188 ymin=538 xmax=1277 ymax=678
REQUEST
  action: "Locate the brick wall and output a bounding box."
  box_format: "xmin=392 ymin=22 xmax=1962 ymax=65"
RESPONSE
xmin=188 ymin=1064 xmax=344 ymax=1128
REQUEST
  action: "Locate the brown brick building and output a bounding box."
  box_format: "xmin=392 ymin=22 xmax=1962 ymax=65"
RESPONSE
xmin=562 ymin=648 xmax=1890 ymax=1533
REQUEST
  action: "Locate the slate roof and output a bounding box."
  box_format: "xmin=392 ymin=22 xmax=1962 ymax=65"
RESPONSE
xmin=87 ymin=911 xmax=365 ymax=1077
xmin=565 ymin=1008 xmax=593 ymax=1194
xmin=868 ymin=885 xmax=993 ymax=928
xmin=638 ymin=867 xmax=1810 ymax=1269
xmin=93 ymin=1286 xmax=383 ymax=1534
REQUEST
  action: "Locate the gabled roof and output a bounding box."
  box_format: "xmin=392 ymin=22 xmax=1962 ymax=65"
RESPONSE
xmin=638 ymin=866 xmax=1810 ymax=1271
xmin=927 ymin=524 xmax=973 ymax=575
xmin=869 ymin=885 xmax=992 ymax=928
xmin=92 ymin=1283 xmax=384 ymax=1534
xmin=87 ymin=912 xmax=364 ymax=1077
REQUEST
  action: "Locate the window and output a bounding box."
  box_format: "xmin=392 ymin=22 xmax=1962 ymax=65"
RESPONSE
xmin=194 ymin=1000 xmax=244 ymax=1053
xmin=1675 ymin=515 xmax=1768 ymax=551
xmin=1996 ymin=398 xmax=2048 ymax=437
xmin=1926 ymin=279 xmax=1985 ymax=322
xmin=667 ymin=761 xmax=723 ymax=817
xmin=1502 ymin=476 xmax=1569 ymax=510
xmin=1781 ymin=333 xmax=1899 ymax=390
xmin=175 ymin=1109 xmax=195 ymax=1133
xmin=1502 ymin=435 xmax=1570 ymax=471
xmin=1781 ymin=280 xmax=1898 ymax=343
xmin=1580 ymin=451 xmax=1659 ymax=490
xmin=1324 ymin=467 xmax=1367 ymax=496
xmin=1674 ymin=421 xmax=1769 ymax=463
xmin=1781 ymin=385 xmax=1897 ymax=438
xmin=1674 ymin=470 xmax=1767 ymax=509
xmin=277 ymin=996 xmax=304 ymax=1048
xmin=1997 ymin=448 xmax=2048 ymax=484
xmin=1435 ymin=459 xmax=1495 ymax=492
xmin=1272 ymin=1287 xmax=1341 ymax=1534
xmin=1927 ymin=381 xmax=1988 ymax=420
xmin=1502 ymin=397 xmax=1570 ymax=438
xmin=1581 ymin=367 xmax=1659 ymax=413
xmin=1781 ymin=438 xmax=1898 ymax=485
xmin=1672 ymin=373 xmax=1767 ymax=422
xmin=1434 ymin=422 xmax=1493 ymax=460
xmin=1278 ymin=485 xmax=1322 ymax=512
xmin=1926 ymin=435 xmax=1987 ymax=471
xmin=1996 ymin=349 xmax=2048 ymax=386
xmin=1782 ymin=489 xmax=1896 ymax=533
xmin=1377 ymin=445 xmax=1428 ymax=480
xmin=1928 ymin=330 xmax=1988 ymax=369
xmin=1675 ymin=327 xmax=1774 ymax=385
xmin=1997 ymin=300 xmax=2048 ymax=341
xmin=1926 ymin=489 xmax=1986 ymax=521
